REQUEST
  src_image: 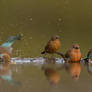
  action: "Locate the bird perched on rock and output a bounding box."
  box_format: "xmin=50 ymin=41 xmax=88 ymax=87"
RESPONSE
xmin=65 ymin=44 xmax=82 ymax=62
xmin=57 ymin=44 xmax=82 ymax=62
xmin=41 ymin=35 xmax=61 ymax=55
xmin=84 ymin=48 xmax=92 ymax=62
xmin=0 ymin=34 xmax=21 ymax=63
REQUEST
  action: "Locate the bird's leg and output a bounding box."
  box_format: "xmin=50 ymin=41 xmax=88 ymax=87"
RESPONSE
xmin=51 ymin=53 xmax=55 ymax=59
xmin=43 ymin=53 xmax=47 ymax=59
xmin=65 ymin=58 xmax=70 ymax=63
xmin=56 ymin=52 xmax=65 ymax=57
xmin=56 ymin=51 xmax=66 ymax=60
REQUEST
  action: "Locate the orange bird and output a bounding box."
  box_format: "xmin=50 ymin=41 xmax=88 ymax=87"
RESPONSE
xmin=65 ymin=44 xmax=82 ymax=62
xmin=41 ymin=35 xmax=61 ymax=54
xmin=0 ymin=34 xmax=21 ymax=63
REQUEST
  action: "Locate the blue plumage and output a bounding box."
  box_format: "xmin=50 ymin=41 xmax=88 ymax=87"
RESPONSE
xmin=0 ymin=75 xmax=21 ymax=86
xmin=1 ymin=34 xmax=21 ymax=48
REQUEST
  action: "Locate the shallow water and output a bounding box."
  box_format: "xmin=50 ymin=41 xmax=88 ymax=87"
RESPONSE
xmin=0 ymin=58 xmax=92 ymax=92
xmin=0 ymin=0 xmax=92 ymax=92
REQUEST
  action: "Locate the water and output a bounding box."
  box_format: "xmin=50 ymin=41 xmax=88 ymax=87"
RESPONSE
xmin=0 ymin=0 xmax=92 ymax=91
xmin=0 ymin=58 xmax=92 ymax=92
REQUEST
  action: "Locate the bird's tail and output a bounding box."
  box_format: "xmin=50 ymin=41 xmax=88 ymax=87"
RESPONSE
xmin=41 ymin=51 xmax=46 ymax=54
xmin=1 ymin=34 xmax=22 ymax=47
xmin=83 ymin=58 xmax=89 ymax=62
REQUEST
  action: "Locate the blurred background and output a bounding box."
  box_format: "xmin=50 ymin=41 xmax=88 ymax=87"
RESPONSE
xmin=0 ymin=0 xmax=92 ymax=58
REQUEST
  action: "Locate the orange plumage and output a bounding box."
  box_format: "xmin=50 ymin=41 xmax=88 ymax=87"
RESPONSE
xmin=68 ymin=63 xmax=81 ymax=80
xmin=0 ymin=47 xmax=12 ymax=56
xmin=41 ymin=35 xmax=61 ymax=54
xmin=1 ymin=53 xmax=11 ymax=63
xmin=65 ymin=44 xmax=82 ymax=62
xmin=44 ymin=68 xmax=60 ymax=85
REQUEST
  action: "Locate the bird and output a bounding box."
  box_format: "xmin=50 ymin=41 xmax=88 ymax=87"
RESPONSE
xmin=41 ymin=35 xmax=61 ymax=55
xmin=0 ymin=53 xmax=10 ymax=63
xmin=83 ymin=48 xmax=92 ymax=74
xmin=0 ymin=34 xmax=21 ymax=63
xmin=65 ymin=44 xmax=82 ymax=62
xmin=84 ymin=48 xmax=92 ymax=62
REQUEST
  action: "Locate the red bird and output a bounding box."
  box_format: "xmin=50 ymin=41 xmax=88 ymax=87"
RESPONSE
xmin=65 ymin=44 xmax=82 ymax=62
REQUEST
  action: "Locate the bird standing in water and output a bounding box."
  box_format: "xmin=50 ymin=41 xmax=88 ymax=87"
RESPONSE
xmin=0 ymin=34 xmax=21 ymax=63
xmin=84 ymin=48 xmax=92 ymax=62
xmin=65 ymin=44 xmax=82 ymax=62
xmin=41 ymin=35 xmax=61 ymax=55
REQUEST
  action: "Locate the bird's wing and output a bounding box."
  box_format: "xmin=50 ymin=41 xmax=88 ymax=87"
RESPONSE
xmin=87 ymin=48 xmax=92 ymax=58
xmin=1 ymin=34 xmax=21 ymax=48
xmin=45 ymin=41 xmax=51 ymax=52
xmin=65 ymin=48 xmax=72 ymax=58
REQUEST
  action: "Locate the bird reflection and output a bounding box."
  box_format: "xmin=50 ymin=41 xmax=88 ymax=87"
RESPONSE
xmin=0 ymin=62 xmax=20 ymax=86
xmin=82 ymin=48 xmax=92 ymax=75
xmin=85 ymin=62 xmax=92 ymax=75
xmin=42 ymin=63 xmax=60 ymax=86
xmin=64 ymin=62 xmax=81 ymax=80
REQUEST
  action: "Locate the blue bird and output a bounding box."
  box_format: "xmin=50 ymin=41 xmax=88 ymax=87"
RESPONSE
xmin=0 ymin=34 xmax=21 ymax=63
